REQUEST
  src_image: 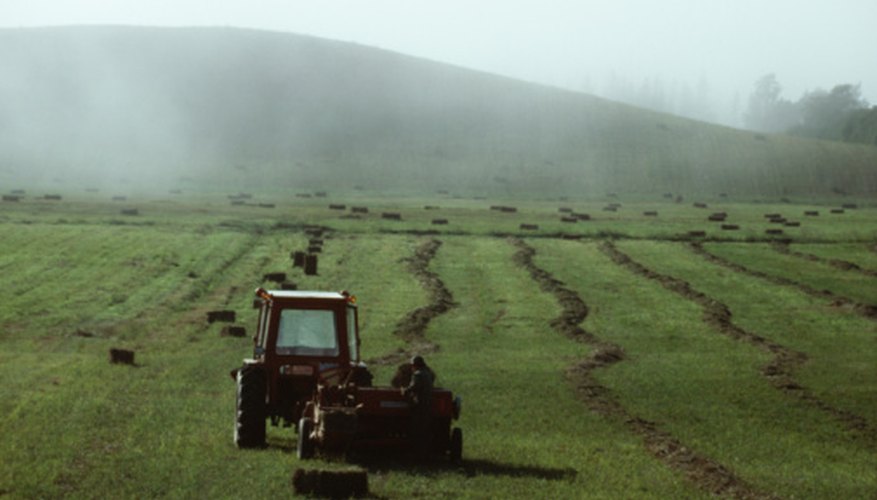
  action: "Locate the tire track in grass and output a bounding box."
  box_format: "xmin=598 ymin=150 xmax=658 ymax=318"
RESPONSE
xmin=602 ymin=241 xmax=877 ymax=446
xmin=771 ymin=242 xmax=877 ymax=278
xmin=690 ymin=242 xmax=877 ymax=321
xmin=368 ymin=238 xmax=456 ymax=366
xmin=511 ymin=238 xmax=769 ymax=500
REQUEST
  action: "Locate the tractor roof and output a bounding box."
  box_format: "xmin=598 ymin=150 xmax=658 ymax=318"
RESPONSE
xmin=263 ymin=290 xmax=348 ymax=301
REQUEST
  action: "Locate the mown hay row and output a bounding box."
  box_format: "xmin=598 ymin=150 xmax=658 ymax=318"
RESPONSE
xmin=512 ymin=239 xmax=765 ymax=499
xmin=602 ymin=241 xmax=877 ymax=446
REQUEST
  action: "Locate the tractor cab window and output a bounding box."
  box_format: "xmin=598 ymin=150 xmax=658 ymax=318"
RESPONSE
xmin=347 ymin=306 xmax=358 ymax=362
xmin=276 ymin=309 xmax=339 ymax=356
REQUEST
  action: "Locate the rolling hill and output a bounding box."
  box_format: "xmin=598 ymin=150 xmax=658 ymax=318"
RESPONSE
xmin=1 ymin=25 xmax=875 ymax=197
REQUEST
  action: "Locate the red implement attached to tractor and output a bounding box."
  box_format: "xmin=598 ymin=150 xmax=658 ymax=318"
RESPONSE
xmin=232 ymin=288 xmax=462 ymax=461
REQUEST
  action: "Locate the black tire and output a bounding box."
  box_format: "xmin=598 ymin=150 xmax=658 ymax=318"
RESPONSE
xmin=234 ymin=364 xmax=267 ymax=448
xmin=297 ymin=417 xmax=315 ymax=459
xmin=449 ymin=427 xmax=463 ymax=463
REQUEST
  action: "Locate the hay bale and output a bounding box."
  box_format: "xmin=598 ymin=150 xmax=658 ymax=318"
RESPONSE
xmin=693 ymin=202 xmax=708 ymax=208
xmin=643 ymin=211 xmax=658 ymax=216
xmin=305 ymin=255 xmax=318 ymax=275
xmin=675 ymin=195 xmax=684 ymax=203
xmin=292 ymin=251 xmax=306 ymax=267
xmin=707 ymin=213 xmax=727 ymax=221
xmin=351 ymin=206 xmax=369 ymax=214
xmin=381 ymin=212 xmax=402 ymax=220
xmin=423 ymin=205 xmax=439 ymax=210
xmin=431 ymin=218 xmax=449 ymax=225
xmin=258 ymin=203 xmax=275 ymax=209
xmin=719 ymin=193 xmax=728 ymax=198
xmin=830 ymin=208 xmax=845 ymax=214
xmin=721 ymin=224 xmax=740 ymax=230
xmin=315 ymin=191 xmax=328 ymax=198
xmin=765 ymin=229 xmax=784 ymax=235
xmin=763 ymin=213 xmax=781 ymax=218
xmin=207 ymin=310 xmax=236 ymax=323
xmin=804 ymin=211 xmax=819 ymax=216
xmin=561 ymin=216 xmax=578 ymax=223
xmin=309 ymin=239 xmax=324 ymax=247
xmin=329 ymin=204 xmax=346 ymax=210
xmin=230 ymin=200 xmax=245 ymax=206
xmin=296 ymin=193 xmax=312 ymax=198
xmin=688 ymin=230 xmax=706 ymax=237
xmin=10 ymin=189 xmax=25 ymax=194
xmin=602 ymin=206 xmax=617 ymax=212
xmin=43 ymin=194 xmax=62 ymax=200
xmin=2 ymin=195 xmax=20 ymax=202
xmin=769 ymin=217 xmax=787 ymax=224
xmin=291 ymin=467 xmax=368 ymax=498
xmin=574 ymin=213 xmax=591 ymax=220
xmin=558 ymin=207 xmax=572 ymax=213
xmin=120 ymin=208 xmax=139 ymax=216
xmin=307 ymin=245 xmax=322 ymax=254
xmin=499 ymin=206 xmax=517 ymax=213
xmin=519 ymin=223 xmax=539 ymax=230
xmin=109 ymin=348 xmax=135 ymax=365
xmin=220 ymin=325 xmax=247 ymax=337
xmin=784 ymin=221 xmax=801 ymax=227
xmin=262 ymin=272 xmax=286 ymax=283
xmin=663 ymin=193 xmax=673 ymax=198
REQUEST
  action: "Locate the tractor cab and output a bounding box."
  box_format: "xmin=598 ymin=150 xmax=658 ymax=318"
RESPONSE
xmin=233 ymin=288 xmax=372 ymax=448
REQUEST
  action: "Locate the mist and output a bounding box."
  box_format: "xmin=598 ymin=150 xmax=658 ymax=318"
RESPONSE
xmin=1 ymin=1 xmax=876 ymax=197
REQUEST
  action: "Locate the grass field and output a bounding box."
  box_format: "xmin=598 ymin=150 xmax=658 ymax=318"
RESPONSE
xmin=0 ymin=190 xmax=875 ymax=498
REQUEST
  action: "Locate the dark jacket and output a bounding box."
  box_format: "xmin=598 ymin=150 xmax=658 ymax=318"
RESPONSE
xmin=405 ymin=365 xmax=435 ymax=410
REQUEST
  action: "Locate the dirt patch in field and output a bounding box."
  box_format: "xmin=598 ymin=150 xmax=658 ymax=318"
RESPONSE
xmin=511 ymin=238 xmax=769 ymax=499
xmin=690 ymin=242 xmax=877 ymax=321
xmin=368 ymin=239 xmax=456 ymax=366
xmin=602 ymin=241 xmax=877 ymax=446
xmin=772 ymin=242 xmax=877 ymax=278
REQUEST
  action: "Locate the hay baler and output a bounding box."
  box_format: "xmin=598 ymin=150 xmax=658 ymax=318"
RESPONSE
xmin=232 ymin=288 xmax=462 ymax=460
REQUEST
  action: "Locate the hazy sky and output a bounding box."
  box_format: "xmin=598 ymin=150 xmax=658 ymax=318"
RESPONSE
xmin=2 ymin=0 xmax=875 ymax=126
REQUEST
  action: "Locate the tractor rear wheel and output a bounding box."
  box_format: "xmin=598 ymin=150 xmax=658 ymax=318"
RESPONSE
xmin=449 ymin=427 xmax=463 ymax=462
xmin=234 ymin=364 xmax=266 ymax=448
xmin=297 ymin=417 xmax=315 ymax=459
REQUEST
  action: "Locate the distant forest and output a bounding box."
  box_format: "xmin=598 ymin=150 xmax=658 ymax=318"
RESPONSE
xmin=743 ymin=74 xmax=877 ymax=146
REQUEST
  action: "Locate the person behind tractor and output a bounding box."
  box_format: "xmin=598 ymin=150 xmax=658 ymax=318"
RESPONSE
xmin=402 ymin=355 xmax=435 ymax=457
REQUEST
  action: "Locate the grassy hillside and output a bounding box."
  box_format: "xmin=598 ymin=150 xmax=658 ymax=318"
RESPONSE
xmin=1 ymin=26 xmax=876 ymax=197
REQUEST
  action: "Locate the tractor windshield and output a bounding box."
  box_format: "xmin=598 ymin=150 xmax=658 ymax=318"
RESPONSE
xmin=276 ymin=309 xmax=339 ymax=356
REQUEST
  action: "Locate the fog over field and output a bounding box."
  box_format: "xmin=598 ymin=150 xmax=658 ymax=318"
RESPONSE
xmin=3 ymin=0 xmax=875 ymax=127
xmin=1 ymin=1 xmax=876 ymax=196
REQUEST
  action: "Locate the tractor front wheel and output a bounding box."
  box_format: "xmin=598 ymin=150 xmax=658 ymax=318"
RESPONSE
xmin=297 ymin=417 xmax=315 ymax=459
xmin=449 ymin=427 xmax=463 ymax=462
xmin=234 ymin=364 xmax=266 ymax=448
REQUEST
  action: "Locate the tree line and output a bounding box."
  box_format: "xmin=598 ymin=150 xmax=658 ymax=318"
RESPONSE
xmin=744 ymin=74 xmax=877 ymax=146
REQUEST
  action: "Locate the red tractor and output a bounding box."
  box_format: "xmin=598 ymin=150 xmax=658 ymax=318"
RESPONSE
xmin=232 ymin=288 xmax=463 ymax=461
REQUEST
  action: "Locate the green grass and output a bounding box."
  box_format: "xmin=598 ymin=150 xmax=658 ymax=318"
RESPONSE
xmin=703 ymin=242 xmax=877 ymax=305
xmin=532 ymin=240 xmax=877 ymax=498
xmin=1 ymin=192 xmax=876 ymax=498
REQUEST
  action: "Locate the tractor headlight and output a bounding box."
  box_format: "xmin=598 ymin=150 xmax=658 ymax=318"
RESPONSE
xmin=453 ymin=395 xmax=462 ymax=420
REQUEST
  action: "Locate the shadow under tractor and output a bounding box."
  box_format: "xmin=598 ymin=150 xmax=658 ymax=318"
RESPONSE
xmin=231 ymin=288 xmax=463 ymax=461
